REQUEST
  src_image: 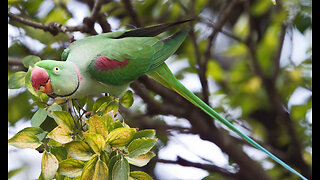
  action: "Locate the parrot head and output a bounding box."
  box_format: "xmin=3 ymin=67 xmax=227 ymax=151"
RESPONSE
xmin=30 ymin=60 xmax=81 ymax=98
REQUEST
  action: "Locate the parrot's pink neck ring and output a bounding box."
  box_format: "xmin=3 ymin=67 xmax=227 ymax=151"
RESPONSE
xmin=70 ymin=61 xmax=82 ymax=85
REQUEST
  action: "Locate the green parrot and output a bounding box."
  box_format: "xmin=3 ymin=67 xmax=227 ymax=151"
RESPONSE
xmin=30 ymin=20 xmax=307 ymax=180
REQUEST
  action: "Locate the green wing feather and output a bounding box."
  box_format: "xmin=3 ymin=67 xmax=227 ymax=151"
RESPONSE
xmin=62 ymin=19 xmax=192 ymax=61
xmin=87 ymin=28 xmax=189 ymax=85
xmin=88 ymin=37 xmax=162 ymax=85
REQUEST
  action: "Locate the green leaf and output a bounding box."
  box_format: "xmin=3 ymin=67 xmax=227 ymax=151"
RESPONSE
xmin=206 ymin=60 xmax=224 ymax=82
xmin=81 ymin=154 xmax=98 ymax=180
xmin=113 ymin=119 xmax=124 ymax=130
xmin=132 ymin=129 xmax=156 ymax=140
xmin=22 ymin=55 xmax=41 ymax=68
xmin=106 ymin=128 xmax=136 ymax=148
xmin=129 ymin=171 xmax=153 ymax=180
xmin=108 ymin=154 xmax=121 ymax=178
xmin=8 ymin=71 xmax=26 ymax=89
xmin=120 ymin=90 xmax=134 ymax=108
xmin=47 ymin=125 xmax=73 ymax=144
xmin=126 ymin=152 xmax=155 ymax=167
xmin=85 ymin=133 xmax=105 ymax=155
xmin=294 ymin=11 xmax=311 ymax=33
xmin=65 ymin=141 xmax=94 ymax=161
xmin=103 ymin=100 xmax=119 ymax=114
xmin=58 ymin=159 xmax=85 ymax=178
xmin=105 ymin=112 xmax=116 ymax=132
xmin=50 ymin=146 xmax=68 ymax=162
xmin=93 ymin=96 xmax=113 ymax=113
xmin=47 ymin=138 xmax=62 ymax=147
xmin=51 ymin=111 xmax=75 ymax=132
xmin=112 ymin=157 xmax=129 ymax=180
xmin=41 ymin=151 xmax=59 ymax=180
xmin=8 ymin=167 xmax=24 ymax=178
xmin=87 ymin=114 xmax=109 ymax=139
xmin=97 ymin=100 xmax=119 ymax=115
xmin=8 ymin=0 xmax=21 ymax=5
xmin=12 ymin=126 xmax=44 ymax=134
xmin=8 ymin=91 xmax=33 ymax=125
xmin=8 ymin=127 xmax=44 ymax=149
xmin=127 ymin=138 xmax=157 ymax=158
xmin=44 ymin=7 xmax=71 ymax=24
xmin=250 ymin=0 xmax=272 ymax=17
xmin=31 ymin=108 xmax=48 ymax=127
xmin=93 ymin=159 xmax=109 ymax=180
xmin=100 ymin=150 xmax=109 ymax=165
xmin=46 ymin=103 xmax=62 ymax=118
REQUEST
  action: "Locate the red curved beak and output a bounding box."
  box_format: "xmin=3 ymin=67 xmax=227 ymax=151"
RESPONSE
xmin=30 ymin=66 xmax=53 ymax=94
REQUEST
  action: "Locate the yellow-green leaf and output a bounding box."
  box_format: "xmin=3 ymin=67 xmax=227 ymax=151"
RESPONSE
xmin=120 ymin=90 xmax=134 ymax=108
xmin=93 ymin=159 xmax=109 ymax=180
xmin=51 ymin=111 xmax=75 ymax=132
xmin=44 ymin=8 xmax=71 ymax=25
xmin=126 ymin=152 xmax=155 ymax=167
xmin=130 ymin=171 xmax=153 ymax=180
xmin=8 ymin=127 xmax=44 ymax=149
xmin=41 ymin=151 xmax=59 ymax=180
xmin=46 ymin=103 xmax=62 ymax=118
xmin=103 ymin=100 xmax=119 ymax=115
xmin=100 ymin=150 xmax=109 ymax=165
xmin=58 ymin=159 xmax=85 ymax=178
xmin=106 ymin=128 xmax=136 ymax=148
xmin=93 ymin=96 xmax=113 ymax=113
xmin=87 ymin=114 xmax=109 ymax=139
xmin=85 ymin=133 xmax=105 ymax=155
xmin=47 ymin=125 xmax=73 ymax=144
xmin=206 ymin=60 xmax=224 ymax=82
xmin=65 ymin=141 xmax=93 ymax=161
xmin=81 ymin=154 xmax=98 ymax=180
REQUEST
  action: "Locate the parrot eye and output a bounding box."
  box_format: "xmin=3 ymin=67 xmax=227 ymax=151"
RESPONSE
xmin=53 ymin=67 xmax=60 ymax=73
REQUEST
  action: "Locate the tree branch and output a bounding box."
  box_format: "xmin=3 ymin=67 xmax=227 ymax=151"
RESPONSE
xmin=157 ymin=156 xmax=236 ymax=178
xmin=8 ymin=12 xmax=75 ymax=42
xmin=188 ymin=0 xmax=241 ymax=104
xmin=91 ymin=0 xmax=103 ymax=20
xmin=272 ymin=24 xmax=287 ymax=80
xmin=121 ymin=0 xmax=142 ymax=27
xmin=85 ymin=0 xmax=112 ymax=33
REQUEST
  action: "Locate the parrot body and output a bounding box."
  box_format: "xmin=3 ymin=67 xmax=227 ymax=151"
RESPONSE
xmin=30 ymin=20 xmax=307 ymax=180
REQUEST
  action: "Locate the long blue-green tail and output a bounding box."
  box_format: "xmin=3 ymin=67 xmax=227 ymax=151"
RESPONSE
xmin=147 ymin=63 xmax=308 ymax=180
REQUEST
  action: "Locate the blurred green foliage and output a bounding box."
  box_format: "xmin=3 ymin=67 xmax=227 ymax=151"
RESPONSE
xmin=9 ymin=0 xmax=311 ymax=179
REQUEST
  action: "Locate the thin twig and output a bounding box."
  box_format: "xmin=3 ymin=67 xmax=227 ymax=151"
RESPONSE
xmin=198 ymin=17 xmax=244 ymax=43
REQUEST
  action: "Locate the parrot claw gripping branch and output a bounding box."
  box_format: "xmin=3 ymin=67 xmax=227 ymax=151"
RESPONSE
xmin=30 ymin=20 xmax=307 ymax=180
